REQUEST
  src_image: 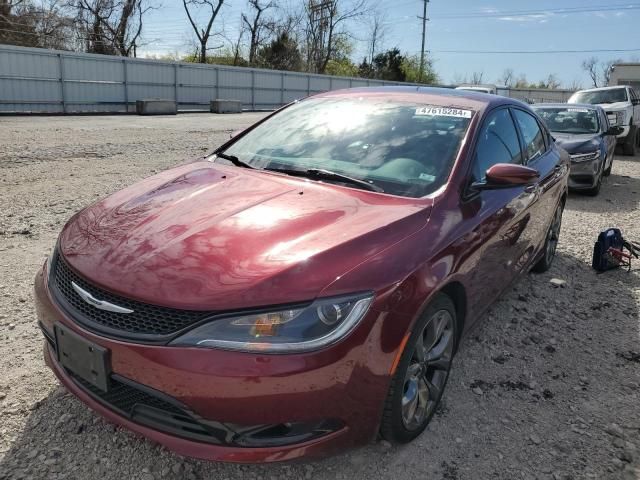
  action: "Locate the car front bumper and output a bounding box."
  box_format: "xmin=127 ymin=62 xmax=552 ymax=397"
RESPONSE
xmin=616 ymin=125 xmax=631 ymax=142
xmin=568 ymin=157 xmax=603 ymax=190
xmin=34 ymin=264 xmax=402 ymax=463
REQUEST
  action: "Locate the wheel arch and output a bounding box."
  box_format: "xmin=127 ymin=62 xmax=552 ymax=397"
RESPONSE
xmin=439 ymin=281 xmax=467 ymax=346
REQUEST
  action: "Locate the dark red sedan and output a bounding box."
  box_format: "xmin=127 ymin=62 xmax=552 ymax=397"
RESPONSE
xmin=34 ymin=87 xmax=568 ymax=463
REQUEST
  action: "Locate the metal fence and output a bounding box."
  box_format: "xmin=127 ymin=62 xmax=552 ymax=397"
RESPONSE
xmin=0 ymin=44 xmax=576 ymax=114
xmin=0 ymin=44 xmax=419 ymax=114
xmin=499 ymin=87 xmax=576 ymax=104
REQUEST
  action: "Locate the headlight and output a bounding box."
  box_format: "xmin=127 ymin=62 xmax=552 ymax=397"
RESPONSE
xmin=570 ymin=149 xmax=601 ymax=163
xmin=608 ymin=111 xmax=625 ymax=126
xmin=170 ymin=293 xmax=374 ymax=353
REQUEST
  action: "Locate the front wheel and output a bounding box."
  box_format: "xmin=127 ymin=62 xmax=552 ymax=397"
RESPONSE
xmin=622 ymin=125 xmax=637 ymax=156
xmin=532 ymin=202 xmax=564 ymax=273
xmin=380 ymin=294 xmax=458 ymax=444
xmin=603 ymin=156 xmax=613 ymax=176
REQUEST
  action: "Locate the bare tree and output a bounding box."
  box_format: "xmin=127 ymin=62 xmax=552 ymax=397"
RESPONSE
xmin=183 ymin=0 xmax=224 ymax=63
xmin=544 ymin=73 xmax=561 ymax=89
xmin=568 ymin=78 xmax=583 ymax=91
xmin=242 ymin=0 xmax=275 ymax=65
xmin=582 ymin=57 xmax=600 ymax=87
xmin=1 ymin=0 xmax=78 ymax=50
xmin=470 ymin=71 xmax=484 ymax=85
xmin=601 ymin=59 xmax=621 ymax=86
xmin=498 ymin=68 xmax=514 ymax=88
xmin=366 ymin=8 xmax=386 ymax=64
xmin=304 ymin=0 xmax=369 ymax=74
xmin=73 ymin=0 xmax=152 ymax=56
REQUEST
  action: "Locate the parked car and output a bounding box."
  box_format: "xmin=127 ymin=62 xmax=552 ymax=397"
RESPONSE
xmin=533 ymin=103 xmax=623 ymax=195
xmin=455 ymin=84 xmax=497 ymax=94
xmin=34 ymin=87 xmax=569 ymax=463
xmin=568 ymin=85 xmax=640 ymax=156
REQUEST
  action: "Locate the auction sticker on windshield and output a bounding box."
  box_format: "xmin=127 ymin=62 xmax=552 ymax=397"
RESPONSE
xmin=415 ymin=106 xmax=473 ymax=118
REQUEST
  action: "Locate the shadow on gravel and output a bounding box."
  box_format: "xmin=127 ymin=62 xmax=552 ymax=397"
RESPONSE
xmin=568 ymin=159 xmax=640 ymax=214
xmin=1 ymin=251 xmax=639 ymax=480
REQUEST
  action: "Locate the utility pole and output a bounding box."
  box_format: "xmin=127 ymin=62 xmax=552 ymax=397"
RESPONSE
xmin=418 ymin=0 xmax=429 ymax=83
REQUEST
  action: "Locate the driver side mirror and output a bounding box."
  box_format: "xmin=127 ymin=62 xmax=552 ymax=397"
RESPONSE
xmin=633 ymin=99 xmax=640 ymax=106
xmin=472 ymin=163 xmax=540 ymax=190
xmin=606 ymin=126 xmax=624 ymax=136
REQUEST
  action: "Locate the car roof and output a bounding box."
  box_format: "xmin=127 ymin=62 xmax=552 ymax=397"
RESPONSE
xmin=314 ymin=86 xmax=526 ymax=111
xmin=573 ymin=85 xmax=628 ymax=93
xmin=533 ymin=103 xmax=602 ymax=110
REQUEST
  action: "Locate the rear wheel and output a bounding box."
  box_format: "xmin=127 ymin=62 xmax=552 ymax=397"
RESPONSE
xmin=532 ymin=202 xmax=564 ymax=273
xmin=380 ymin=294 xmax=457 ymax=444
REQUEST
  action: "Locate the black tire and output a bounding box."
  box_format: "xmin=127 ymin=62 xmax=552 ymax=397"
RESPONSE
xmin=532 ymin=202 xmax=564 ymax=273
xmin=622 ymin=125 xmax=637 ymax=156
xmin=380 ymin=294 xmax=458 ymax=444
xmin=603 ymin=156 xmax=612 ymax=177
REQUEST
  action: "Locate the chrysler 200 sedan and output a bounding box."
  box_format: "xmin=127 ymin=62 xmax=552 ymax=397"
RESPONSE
xmin=533 ymin=103 xmax=623 ymax=196
xmin=34 ymin=87 xmax=568 ymax=463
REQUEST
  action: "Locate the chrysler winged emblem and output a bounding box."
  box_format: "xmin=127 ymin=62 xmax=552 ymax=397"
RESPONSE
xmin=71 ymin=282 xmax=134 ymax=314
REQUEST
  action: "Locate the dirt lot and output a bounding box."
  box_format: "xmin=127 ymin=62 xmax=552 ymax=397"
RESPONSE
xmin=0 ymin=114 xmax=639 ymax=480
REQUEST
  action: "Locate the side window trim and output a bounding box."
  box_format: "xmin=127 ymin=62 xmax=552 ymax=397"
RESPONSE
xmin=511 ymin=107 xmax=548 ymax=165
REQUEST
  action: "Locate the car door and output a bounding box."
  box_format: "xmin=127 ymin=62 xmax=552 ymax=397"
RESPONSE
xmin=460 ymin=107 xmax=539 ymax=314
xmin=511 ymin=108 xmax=565 ymax=261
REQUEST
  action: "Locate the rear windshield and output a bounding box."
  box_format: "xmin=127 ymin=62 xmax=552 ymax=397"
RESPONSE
xmin=534 ymin=107 xmax=599 ymax=134
xmin=570 ymin=88 xmax=628 ymax=105
xmin=222 ymin=97 xmax=474 ymax=198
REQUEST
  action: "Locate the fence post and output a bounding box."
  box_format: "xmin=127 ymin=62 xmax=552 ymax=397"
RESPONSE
xmin=251 ymin=69 xmax=256 ymax=110
xmin=174 ymin=63 xmax=179 ymax=107
xmin=123 ymin=59 xmax=128 ymax=113
xmin=281 ymin=72 xmax=285 ymax=106
xmin=57 ymin=53 xmax=67 ymax=114
xmin=215 ymin=67 xmax=219 ymax=100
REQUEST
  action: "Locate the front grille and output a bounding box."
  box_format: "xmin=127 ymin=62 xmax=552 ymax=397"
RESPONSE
xmin=67 ymin=371 xmax=232 ymax=445
xmin=50 ymin=250 xmax=214 ymax=338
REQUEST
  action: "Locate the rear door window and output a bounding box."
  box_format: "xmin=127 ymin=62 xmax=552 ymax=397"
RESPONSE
xmin=512 ymin=109 xmax=547 ymax=162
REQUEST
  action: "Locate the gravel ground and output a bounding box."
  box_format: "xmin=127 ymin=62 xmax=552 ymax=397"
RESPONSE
xmin=0 ymin=114 xmax=639 ymax=480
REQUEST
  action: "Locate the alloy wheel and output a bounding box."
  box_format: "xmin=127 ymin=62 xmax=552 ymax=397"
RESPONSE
xmin=401 ymin=310 xmax=455 ymax=430
xmin=545 ymin=207 xmax=563 ymax=265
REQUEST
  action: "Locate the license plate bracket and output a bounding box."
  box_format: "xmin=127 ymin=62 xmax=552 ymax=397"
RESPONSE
xmin=54 ymin=323 xmax=110 ymax=392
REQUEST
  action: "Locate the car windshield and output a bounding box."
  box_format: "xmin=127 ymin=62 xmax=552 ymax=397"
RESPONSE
xmin=570 ymin=88 xmax=628 ymax=104
xmin=534 ymin=107 xmax=599 ymax=134
xmin=220 ymin=97 xmax=474 ymax=198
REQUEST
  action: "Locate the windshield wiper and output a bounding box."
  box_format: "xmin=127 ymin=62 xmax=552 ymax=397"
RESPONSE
xmin=214 ymin=152 xmax=256 ymax=169
xmin=266 ymin=167 xmax=384 ymax=193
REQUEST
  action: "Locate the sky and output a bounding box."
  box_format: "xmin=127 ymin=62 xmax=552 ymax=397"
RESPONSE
xmin=138 ymin=0 xmax=640 ymax=88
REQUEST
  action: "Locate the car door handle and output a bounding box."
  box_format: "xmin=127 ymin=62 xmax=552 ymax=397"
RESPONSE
xmin=524 ymin=184 xmax=538 ymax=193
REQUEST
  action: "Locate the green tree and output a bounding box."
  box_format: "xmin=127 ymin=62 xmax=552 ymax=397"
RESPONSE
xmin=372 ymin=48 xmax=406 ymax=81
xmin=256 ymin=32 xmax=303 ymax=71
xmin=400 ymin=54 xmax=438 ymax=84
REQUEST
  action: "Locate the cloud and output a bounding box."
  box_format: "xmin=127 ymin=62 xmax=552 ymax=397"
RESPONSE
xmin=497 ymin=13 xmax=552 ymax=22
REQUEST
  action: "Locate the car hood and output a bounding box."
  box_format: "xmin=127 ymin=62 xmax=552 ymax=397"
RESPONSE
xmin=553 ymin=133 xmax=601 ymax=154
xmin=59 ymin=162 xmax=431 ymax=310
xmin=594 ymin=101 xmax=630 ymax=111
